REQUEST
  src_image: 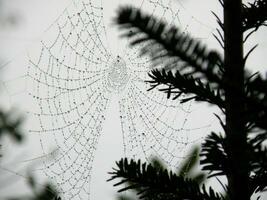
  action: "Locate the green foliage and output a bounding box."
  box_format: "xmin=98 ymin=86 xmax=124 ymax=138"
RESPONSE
xmin=117 ymin=194 xmax=137 ymax=200
xmin=177 ymin=146 xmax=206 ymax=184
xmin=149 ymin=157 xmax=167 ymax=172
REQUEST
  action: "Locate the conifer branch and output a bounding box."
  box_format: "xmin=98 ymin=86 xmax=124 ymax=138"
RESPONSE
xmin=0 ymin=110 xmax=24 ymax=142
xmin=200 ymin=131 xmax=267 ymax=196
xmin=115 ymin=7 xmax=224 ymax=88
xmin=108 ymin=158 xmax=223 ymax=200
xmin=200 ymin=133 xmax=228 ymax=178
xmin=244 ymin=74 xmax=267 ymax=130
xmin=242 ymin=0 xmax=267 ymax=32
xmin=111 ymin=2 xmax=267 ymax=200
xmin=147 ymin=69 xmax=225 ymax=108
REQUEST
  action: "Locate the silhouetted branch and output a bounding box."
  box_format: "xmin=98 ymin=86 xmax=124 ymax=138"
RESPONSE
xmin=108 ymin=158 xmax=223 ymax=200
xmin=242 ymin=0 xmax=267 ymax=32
xmin=147 ymin=69 xmax=225 ymax=108
xmin=115 ymin=7 xmax=224 ymax=88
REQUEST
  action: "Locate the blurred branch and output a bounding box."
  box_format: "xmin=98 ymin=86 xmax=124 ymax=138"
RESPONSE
xmin=0 ymin=109 xmax=24 ymax=142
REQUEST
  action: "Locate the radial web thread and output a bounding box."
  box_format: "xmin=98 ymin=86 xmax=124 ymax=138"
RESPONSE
xmin=1 ymin=0 xmax=215 ymax=199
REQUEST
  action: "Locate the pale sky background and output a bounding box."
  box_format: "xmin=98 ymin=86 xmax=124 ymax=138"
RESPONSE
xmin=0 ymin=0 xmax=266 ymax=200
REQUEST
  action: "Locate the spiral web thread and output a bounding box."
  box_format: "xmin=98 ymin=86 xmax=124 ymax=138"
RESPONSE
xmin=1 ymin=0 xmax=215 ymax=199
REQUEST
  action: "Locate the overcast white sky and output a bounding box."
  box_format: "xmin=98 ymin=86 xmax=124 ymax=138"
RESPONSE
xmin=0 ymin=0 xmax=266 ymax=200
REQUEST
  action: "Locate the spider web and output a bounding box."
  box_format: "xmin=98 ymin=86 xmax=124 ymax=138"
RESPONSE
xmin=0 ymin=0 xmax=217 ymax=199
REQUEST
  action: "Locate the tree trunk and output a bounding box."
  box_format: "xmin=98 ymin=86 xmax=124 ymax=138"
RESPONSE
xmin=224 ymin=0 xmax=249 ymax=199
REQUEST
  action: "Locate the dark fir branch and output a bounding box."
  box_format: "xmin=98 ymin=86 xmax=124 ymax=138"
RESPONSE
xmin=244 ymin=74 xmax=267 ymax=130
xmin=115 ymin=7 xmax=224 ymax=88
xmin=108 ymin=158 xmax=223 ymax=200
xmin=147 ymin=69 xmax=225 ymax=108
xmin=200 ymin=133 xmax=228 ymax=178
xmin=200 ymin=131 xmax=267 ymax=196
xmin=247 ymin=132 xmax=267 ymax=195
xmin=242 ymin=0 xmax=267 ymax=32
xmin=110 ymin=1 xmax=267 ymax=200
